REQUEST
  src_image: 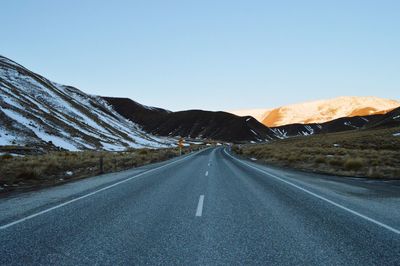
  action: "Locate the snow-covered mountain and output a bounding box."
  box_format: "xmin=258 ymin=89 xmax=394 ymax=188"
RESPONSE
xmin=231 ymin=96 xmax=400 ymax=127
xmin=0 ymin=55 xmax=174 ymax=151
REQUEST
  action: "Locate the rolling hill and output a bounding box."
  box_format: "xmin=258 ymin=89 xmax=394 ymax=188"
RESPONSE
xmin=102 ymin=97 xmax=279 ymax=142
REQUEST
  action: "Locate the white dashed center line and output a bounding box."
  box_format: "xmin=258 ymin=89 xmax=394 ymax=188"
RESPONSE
xmin=196 ymin=195 xmax=205 ymax=217
xmin=205 ymin=171 xmax=209 ymax=176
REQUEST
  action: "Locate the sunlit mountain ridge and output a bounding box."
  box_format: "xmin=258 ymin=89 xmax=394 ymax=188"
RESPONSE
xmin=231 ymin=96 xmax=400 ymax=127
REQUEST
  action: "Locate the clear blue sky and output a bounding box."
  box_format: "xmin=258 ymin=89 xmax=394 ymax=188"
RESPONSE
xmin=1 ymin=0 xmax=399 ymax=111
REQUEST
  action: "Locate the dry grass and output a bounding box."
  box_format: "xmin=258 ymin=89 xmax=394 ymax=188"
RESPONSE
xmin=0 ymin=146 xmax=203 ymax=192
xmin=233 ymin=126 xmax=400 ymax=179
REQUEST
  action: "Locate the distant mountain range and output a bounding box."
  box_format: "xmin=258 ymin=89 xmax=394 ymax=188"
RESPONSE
xmin=1 ymin=54 xmax=399 ymax=151
xmin=104 ymin=97 xmax=400 ymax=141
xmin=231 ymin=96 xmax=400 ymax=127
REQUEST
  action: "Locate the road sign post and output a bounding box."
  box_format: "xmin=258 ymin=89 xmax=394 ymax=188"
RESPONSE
xmin=178 ymin=138 xmax=184 ymax=156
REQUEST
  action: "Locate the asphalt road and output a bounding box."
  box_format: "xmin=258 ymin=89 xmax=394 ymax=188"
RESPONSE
xmin=1 ymin=147 xmax=400 ymax=265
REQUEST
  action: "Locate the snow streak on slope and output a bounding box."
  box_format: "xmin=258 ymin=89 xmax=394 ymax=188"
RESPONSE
xmin=0 ymin=56 xmax=174 ymax=150
xmin=230 ymin=96 xmax=400 ymax=127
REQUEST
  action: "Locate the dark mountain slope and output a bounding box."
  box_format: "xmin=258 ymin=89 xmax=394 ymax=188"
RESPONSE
xmin=365 ymin=107 xmax=400 ymax=129
xmin=101 ymin=97 xmax=170 ymax=126
xmin=103 ymin=97 xmax=278 ymax=142
xmin=271 ymin=107 xmax=400 ymax=137
xmin=271 ymin=116 xmax=372 ymax=137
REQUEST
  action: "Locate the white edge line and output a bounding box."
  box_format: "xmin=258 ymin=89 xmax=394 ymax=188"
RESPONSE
xmin=223 ymin=149 xmax=400 ymax=235
xmin=0 ymin=148 xmax=209 ymax=230
xmin=196 ymin=195 xmax=205 ymax=217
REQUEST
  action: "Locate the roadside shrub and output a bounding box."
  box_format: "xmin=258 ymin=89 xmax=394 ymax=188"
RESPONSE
xmin=314 ymin=156 xmax=326 ymax=164
xmin=344 ymin=157 xmax=364 ymax=171
xmin=248 ymin=149 xmax=257 ymax=156
xmin=138 ymin=149 xmax=149 ymax=155
xmin=16 ymin=169 xmax=40 ymax=180
xmin=328 ymin=158 xmax=344 ymax=167
xmin=163 ymin=151 xmax=176 ymax=159
xmin=395 ymin=169 xmax=400 ymax=179
xmin=233 ymin=146 xmax=243 ymax=155
xmin=0 ymin=154 xmax=13 ymax=160
xmin=44 ymin=160 xmax=63 ymax=174
xmin=287 ymin=153 xmax=298 ymax=163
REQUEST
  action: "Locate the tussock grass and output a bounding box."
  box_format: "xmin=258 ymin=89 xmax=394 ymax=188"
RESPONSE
xmin=344 ymin=157 xmax=364 ymax=171
xmin=234 ymin=126 xmax=400 ymax=179
xmin=0 ymin=146 xmax=203 ymax=192
xmin=0 ymin=153 xmax=13 ymax=160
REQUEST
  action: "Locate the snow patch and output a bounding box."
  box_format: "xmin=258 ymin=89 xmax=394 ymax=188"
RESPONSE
xmin=65 ymin=171 xmax=73 ymax=176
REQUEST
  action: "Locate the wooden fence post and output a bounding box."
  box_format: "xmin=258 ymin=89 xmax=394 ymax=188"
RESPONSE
xmin=99 ymin=156 xmax=104 ymax=174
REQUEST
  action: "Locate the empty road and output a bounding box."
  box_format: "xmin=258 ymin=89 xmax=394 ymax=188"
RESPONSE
xmin=1 ymin=147 xmax=400 ymax=265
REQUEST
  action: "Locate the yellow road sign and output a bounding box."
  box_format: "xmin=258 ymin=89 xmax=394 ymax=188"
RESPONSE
xmin=178 ymin=138 xmax=184 ymax=148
